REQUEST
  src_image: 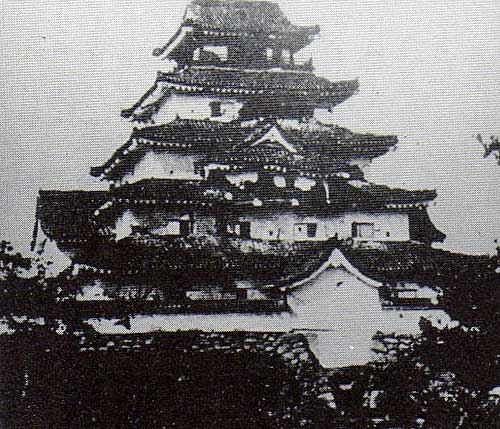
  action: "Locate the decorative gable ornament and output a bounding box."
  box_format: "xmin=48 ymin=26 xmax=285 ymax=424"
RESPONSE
xmin=251 ymin=126 xmax=298 ymax=153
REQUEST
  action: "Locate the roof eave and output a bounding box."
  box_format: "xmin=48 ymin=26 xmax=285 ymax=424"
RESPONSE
xmin=152 ymin=25 xmax=195 ymax=60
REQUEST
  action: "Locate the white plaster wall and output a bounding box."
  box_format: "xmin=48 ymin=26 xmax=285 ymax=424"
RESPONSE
xmin=34 ymin=221 xmax=73 ymax=276
xmin=121 ymin=151 xmax=203 ymax=184
xmin=341 ymin=212 xmax=410 ymax=242
xmin=237 ymin=211 xmax=410 ymax=242
xmin=152 ymin=93 xmax=243 ymax=124
xmin=395 ymin=283 xmax=441 ymax=304
xmin=88 ymin=266 xmax=454 ymax=368
xmin=113 ymin=209 xmax=215 ymax=239
xmin=114 ymin=209 xmax=140 ymax=240
xmin=225 ymin=172 xmax=259 ymax=187
xmin=288 ymin=267 xmax=385 ymax=367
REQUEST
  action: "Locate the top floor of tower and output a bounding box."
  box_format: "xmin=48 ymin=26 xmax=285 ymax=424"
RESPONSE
xmin=153 ymin=0 xmax=320 ymax=71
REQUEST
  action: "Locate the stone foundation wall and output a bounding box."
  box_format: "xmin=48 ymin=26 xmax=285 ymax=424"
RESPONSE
xmin=81 ymin=331 xmax=337 ymax=410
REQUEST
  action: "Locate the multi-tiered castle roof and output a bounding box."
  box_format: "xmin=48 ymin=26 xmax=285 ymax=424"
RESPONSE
xmin=34 ymin=0 xmax=450 ymax=310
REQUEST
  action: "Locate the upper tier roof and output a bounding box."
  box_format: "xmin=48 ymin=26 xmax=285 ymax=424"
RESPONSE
xmin=153 ymin=0 xmax=320 ymax=59
xmin=121 ymin=68 xmax=359 ymax=122
xmin=91 ymin=118 xmax=395 ymax=181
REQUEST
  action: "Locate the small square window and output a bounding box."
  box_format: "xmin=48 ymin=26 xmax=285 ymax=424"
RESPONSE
xmin=210 ymin=102 xmax=222 ymax=117
xmin=307 ymin=223 xmax=317 ymax=238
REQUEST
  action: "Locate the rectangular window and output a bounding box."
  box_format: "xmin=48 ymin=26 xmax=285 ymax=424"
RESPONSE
xmin=179 ymin=220 xmax=191 ymax=237
xmin=210 ymin=101 xmax=222 ymax=117
xmin=282 ymin=49 xmax=291 ymax=64
xmin=307 ymin=223 xmax=317 ymax=238
xmin=398 ymin=290 xmax=418 ymax=299
xmin=239 ymin=222 xmax=251 ymax=239
xmin=352 ymin=222 xmax=375 ymax=239
xmin=266 ymin=48 xmax=274 ymax=61
xmin=153 ymin=221 xmax=180 ymax=236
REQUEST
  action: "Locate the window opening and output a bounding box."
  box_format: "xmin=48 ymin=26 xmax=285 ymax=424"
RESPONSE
xmin=352 ymin=222 xmax=375 ymax=239
xmin=307 ymin=223 xmax=317 ymax=238
xmin=210 ymin=101 xmax=223 ymax=117
xmin=179 ymin=220 xmax=191 ymax=237
xmin=282 ymin=49 xmax=291 ymax=64
xmin=239 ymin=222 xmax=251 ymax=239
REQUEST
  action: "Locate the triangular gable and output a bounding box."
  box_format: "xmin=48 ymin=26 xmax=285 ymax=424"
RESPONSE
xmin=251 ymin=126 xmax=298 ymax=154
xmin=287 ymin=248 xmax=382 ymax=290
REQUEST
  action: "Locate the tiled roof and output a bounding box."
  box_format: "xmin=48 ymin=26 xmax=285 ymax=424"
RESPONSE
xmin=121 ymin=69 xmax=358 ymax=122
xmin=35 ymin=191 xmax=110 ymax=244
xmin=218 ymin=179 xmax=437 ymax=211
xmin=409 ymin=209 xmax=446 ymax=243
xmin=90 ymin=119 xmax=243 ymax=179
xmin=158 ymin=68 xmax=354 ymax=92
xmin=205 ymin=120 xmax=396 ymax=173
xmin=341 ymin=243 xmax=498 ymax=286
xmin=279 ymin=121 xmax=398 ymax=160
xmin=339 ymin=181 xmax=437 ymax=208
xmin=91 ymin=118 xmax=394 ymax=180
xmin=152 ymin=0 xmax=320 ymax=58
xmin=184 ymin=0 xmax=318 ymax=34
xmin=65 ymin=235 xmax=339 ymax=287
xmin=110 ymin=179 xmax=224 ymax=208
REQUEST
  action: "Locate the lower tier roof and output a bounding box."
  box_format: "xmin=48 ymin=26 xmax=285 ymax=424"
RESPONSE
xmin=49 ymin=233 xmax=499 ymax=293
xmin=34 ymin=181 xmax=445 ymax=270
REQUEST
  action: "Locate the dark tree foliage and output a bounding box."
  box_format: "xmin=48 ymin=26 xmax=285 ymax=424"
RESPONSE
xmin=2 ymin=239 xmax=500 ymax=427
xmin=0 ymin=242 xmax=337 ymax=428
xmin=0 ymin=331 xmax=337 ymax=428
xmin=480 ymin=134 xmax=500 ymax=164
xmin=337 ymin=320 xmax=500 ymax=428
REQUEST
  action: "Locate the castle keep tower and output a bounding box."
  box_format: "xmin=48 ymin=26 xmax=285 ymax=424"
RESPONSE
xmin=34 ymin=0 xmax=447 ymax=331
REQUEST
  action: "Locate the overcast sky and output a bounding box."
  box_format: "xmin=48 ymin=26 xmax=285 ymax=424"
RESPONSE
xmin=1 ymin=0 xmax=500 ymax=254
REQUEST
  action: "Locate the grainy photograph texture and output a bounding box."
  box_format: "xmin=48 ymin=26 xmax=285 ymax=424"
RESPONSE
xmin=1 ymin=0 xmax=500 ymax=427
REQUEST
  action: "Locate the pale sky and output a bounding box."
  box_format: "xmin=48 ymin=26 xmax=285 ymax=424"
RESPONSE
xmin=1 ymin=0 xmax=500 ymax=254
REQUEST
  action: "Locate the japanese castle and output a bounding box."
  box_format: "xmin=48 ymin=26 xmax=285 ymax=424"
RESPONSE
xmin=33 ymin=0 xmax=487 ymax=367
